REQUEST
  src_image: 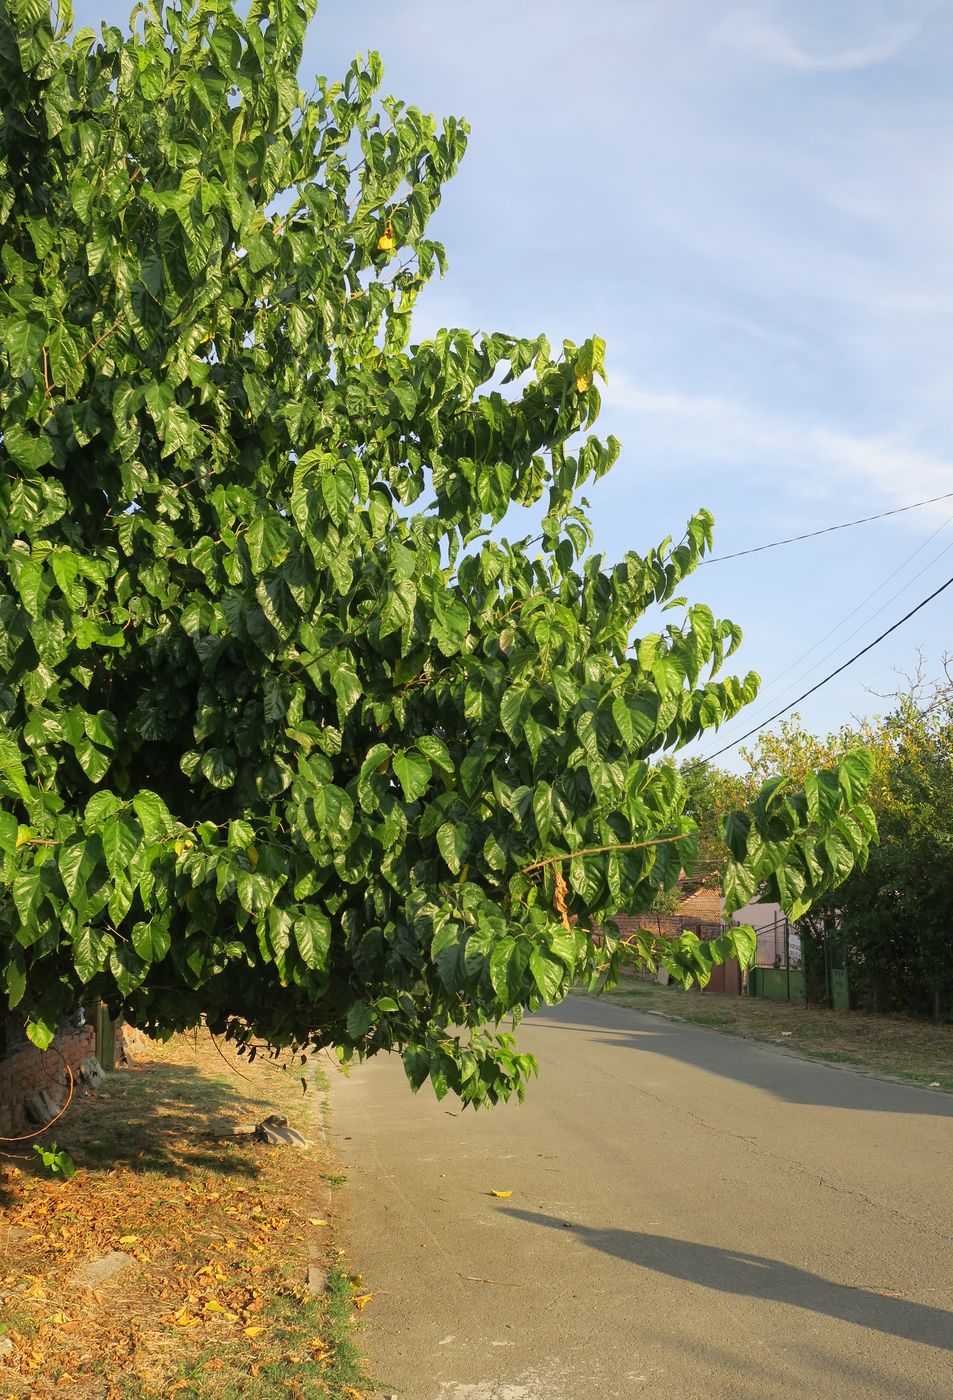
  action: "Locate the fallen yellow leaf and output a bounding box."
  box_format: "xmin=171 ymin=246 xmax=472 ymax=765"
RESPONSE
xmin=203 ymin=1299 xmax=237 ymax=1318
xmin=118 ymin=1234 xmax=138 ymax=1245
xmin=489 ymin=1190 xmax=513 ymax=1198
xmin=352 ymin=1292 xmax=374 ymax=1309
xmin=243 ymin=1325 xmax=267 ymax=1339
xmin=307 ymin=1218 xmax=328 ymax=1227
xmin=173 ymin=1310 xmax=200 ymax=1328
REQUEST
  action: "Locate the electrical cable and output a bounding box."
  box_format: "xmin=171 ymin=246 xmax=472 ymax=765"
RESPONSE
xmin=697 ymin=570 xmax=953 ymax=764
xmin=700 ymin=489 xmax=953 ymax=564
xmin=719 ymin=512 xmax=953 ymax=721
xmin=707 ymin=520 xmax=953 ymax=746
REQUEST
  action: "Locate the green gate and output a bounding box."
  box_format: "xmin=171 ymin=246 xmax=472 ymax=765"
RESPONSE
xmin=749 ymin=968 xmax=806 ymax=1004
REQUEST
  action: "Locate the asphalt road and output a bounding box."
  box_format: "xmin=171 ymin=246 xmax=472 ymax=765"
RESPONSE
xmin=329 ymin=995 xmax=953 ymax=1400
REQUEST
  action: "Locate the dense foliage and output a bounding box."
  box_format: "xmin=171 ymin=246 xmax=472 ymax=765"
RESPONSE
xmin=0 ymin=0 xmax=876 ymax=1103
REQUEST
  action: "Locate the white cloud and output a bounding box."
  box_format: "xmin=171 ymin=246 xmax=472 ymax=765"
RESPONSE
xmin=602 ymin=378 xmax=953 ymax=519
xmin=715 ymin=8 xmax=920 ymax=73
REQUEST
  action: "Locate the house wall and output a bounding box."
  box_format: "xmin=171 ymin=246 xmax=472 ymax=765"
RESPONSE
xmin=731 ymin=901 xmax=802 ymax=967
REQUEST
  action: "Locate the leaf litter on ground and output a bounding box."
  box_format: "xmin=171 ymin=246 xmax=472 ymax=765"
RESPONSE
xmin=0 ymin=1029 xmax=373 ymax=1399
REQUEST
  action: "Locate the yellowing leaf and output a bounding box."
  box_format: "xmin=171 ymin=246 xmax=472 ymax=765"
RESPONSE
xmin=243 ymin=1326 xmax=267 ymax=1339
xmin=489 ymin=1189 xmax=512 ymax=1198
xmin=173 ymin=1310 xmax=200 ymax=1328
xmin=118 ymin=1234 xmax=138 ymax=1245
xmin=377 ymin=233 xmax=394 ymax=251
xmin=203 ymin=1299 xmax=237 ymax=1318
xmin=575 ymin=374 xmax=589 ymax=393
xmin=352 ymin=1291 xmax=374 ymax=1309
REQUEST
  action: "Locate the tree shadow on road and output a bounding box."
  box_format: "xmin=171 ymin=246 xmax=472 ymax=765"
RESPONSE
xmin=505 ymin=1209 xmax=953 ymax=1351
xmin=538 ymin=1001 xmax=953 ymax=1117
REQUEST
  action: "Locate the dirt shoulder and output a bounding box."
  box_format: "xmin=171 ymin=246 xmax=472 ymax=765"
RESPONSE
xmin=0 ymin=1029 xmax=374 ymax=1399
xmin=578 ymin=980 xmax=953 ymax=1093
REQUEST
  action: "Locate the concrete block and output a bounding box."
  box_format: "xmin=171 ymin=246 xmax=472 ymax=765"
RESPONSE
xmin=254 ymin=1113 xmax=310 ymax=1148
xmin=78 ymin=1055 xmax=105 ymax=1089
xmin=24 ymin=1089 xmax=61 ymax=1126
xmin=72 ymin=1251 xmax=137 ymax=1290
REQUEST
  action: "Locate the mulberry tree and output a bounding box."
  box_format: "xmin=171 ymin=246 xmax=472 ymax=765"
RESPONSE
xmin=0 ymin=0 xmax=876 ymax=1103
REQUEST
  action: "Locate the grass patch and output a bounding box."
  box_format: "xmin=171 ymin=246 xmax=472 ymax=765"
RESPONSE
xmin=0 ymin=1031 xmax=374 ymax=1398
xmin=577 ymin=980 xmax=953 ymax=1091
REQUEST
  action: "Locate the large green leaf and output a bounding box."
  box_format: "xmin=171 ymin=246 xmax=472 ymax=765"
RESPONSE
xmin=392 ymin=750 xmax=431 ymax=803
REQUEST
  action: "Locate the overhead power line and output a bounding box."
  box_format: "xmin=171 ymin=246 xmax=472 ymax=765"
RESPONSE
xmin=700 ymin=490 xmax=953 ymax=564
xmin=697 ymin=570 xmax=953 ymax=764
xmin=706 ymin=519 xmax=953 ymax=748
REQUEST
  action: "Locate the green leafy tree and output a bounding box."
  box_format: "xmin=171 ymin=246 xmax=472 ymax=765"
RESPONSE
xmin=732 ymin=687 xmax=952 ymax=1019
xmin=817 ymin=684 xmax=952 ymax=1019
xmin=0 ymin=0 xmax=876 ymax=1104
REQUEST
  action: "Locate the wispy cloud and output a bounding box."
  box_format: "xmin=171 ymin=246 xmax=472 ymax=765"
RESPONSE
xmin=602 ymin=378 xmax=953 ymax=519
xmin=715 ymin=8 xmax=920 ymax=73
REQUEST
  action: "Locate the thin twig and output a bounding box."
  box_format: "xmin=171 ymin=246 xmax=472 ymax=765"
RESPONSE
xmin=523 ymin=831 xmax=694 ymax=874
xmin=79 ymin=319 xmax=123 ymax=364
xmin=208 ymin=1031 xmax=256 ymax=1085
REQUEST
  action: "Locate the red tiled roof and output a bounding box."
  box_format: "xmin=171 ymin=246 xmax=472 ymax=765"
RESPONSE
xmin=676 ymin=887 xmax=724 ymax=922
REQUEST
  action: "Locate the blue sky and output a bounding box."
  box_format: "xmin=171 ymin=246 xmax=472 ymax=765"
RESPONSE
xmin=78 ymin=0 xmax=953 ymax=765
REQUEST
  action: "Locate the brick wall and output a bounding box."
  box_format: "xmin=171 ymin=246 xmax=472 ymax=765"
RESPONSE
xmin=0 ymin=1022 xmax=96 ymax=1139
xmin=605 ymin=912 xmax=727 ymax=942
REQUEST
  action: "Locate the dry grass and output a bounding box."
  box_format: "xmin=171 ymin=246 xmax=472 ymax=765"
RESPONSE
xmin=581 ymin=980 xmax=953 ymax=1092
xmin=0 ymin=1031 xmax=373 ymax=1399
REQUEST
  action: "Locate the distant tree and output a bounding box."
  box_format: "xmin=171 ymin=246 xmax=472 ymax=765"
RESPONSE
xmin=734 ymin=684 xmax=953 ymax=1020
xmin=0 ymin=0 xmax=876 ymax=1103
xmin=675 ymin=759 xmax=749 ymax=892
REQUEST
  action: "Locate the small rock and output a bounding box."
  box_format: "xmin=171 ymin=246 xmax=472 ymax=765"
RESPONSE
xmin=306 ymin=1264 xmax=329 ymax=1294
xmin=0 ymin=1335 xmax=14 ymax=1357
xmin=930 ymin=1081 xmax=941 ymax=1088
xmin=72 ymin=1251 xmax=137 ymax=1290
